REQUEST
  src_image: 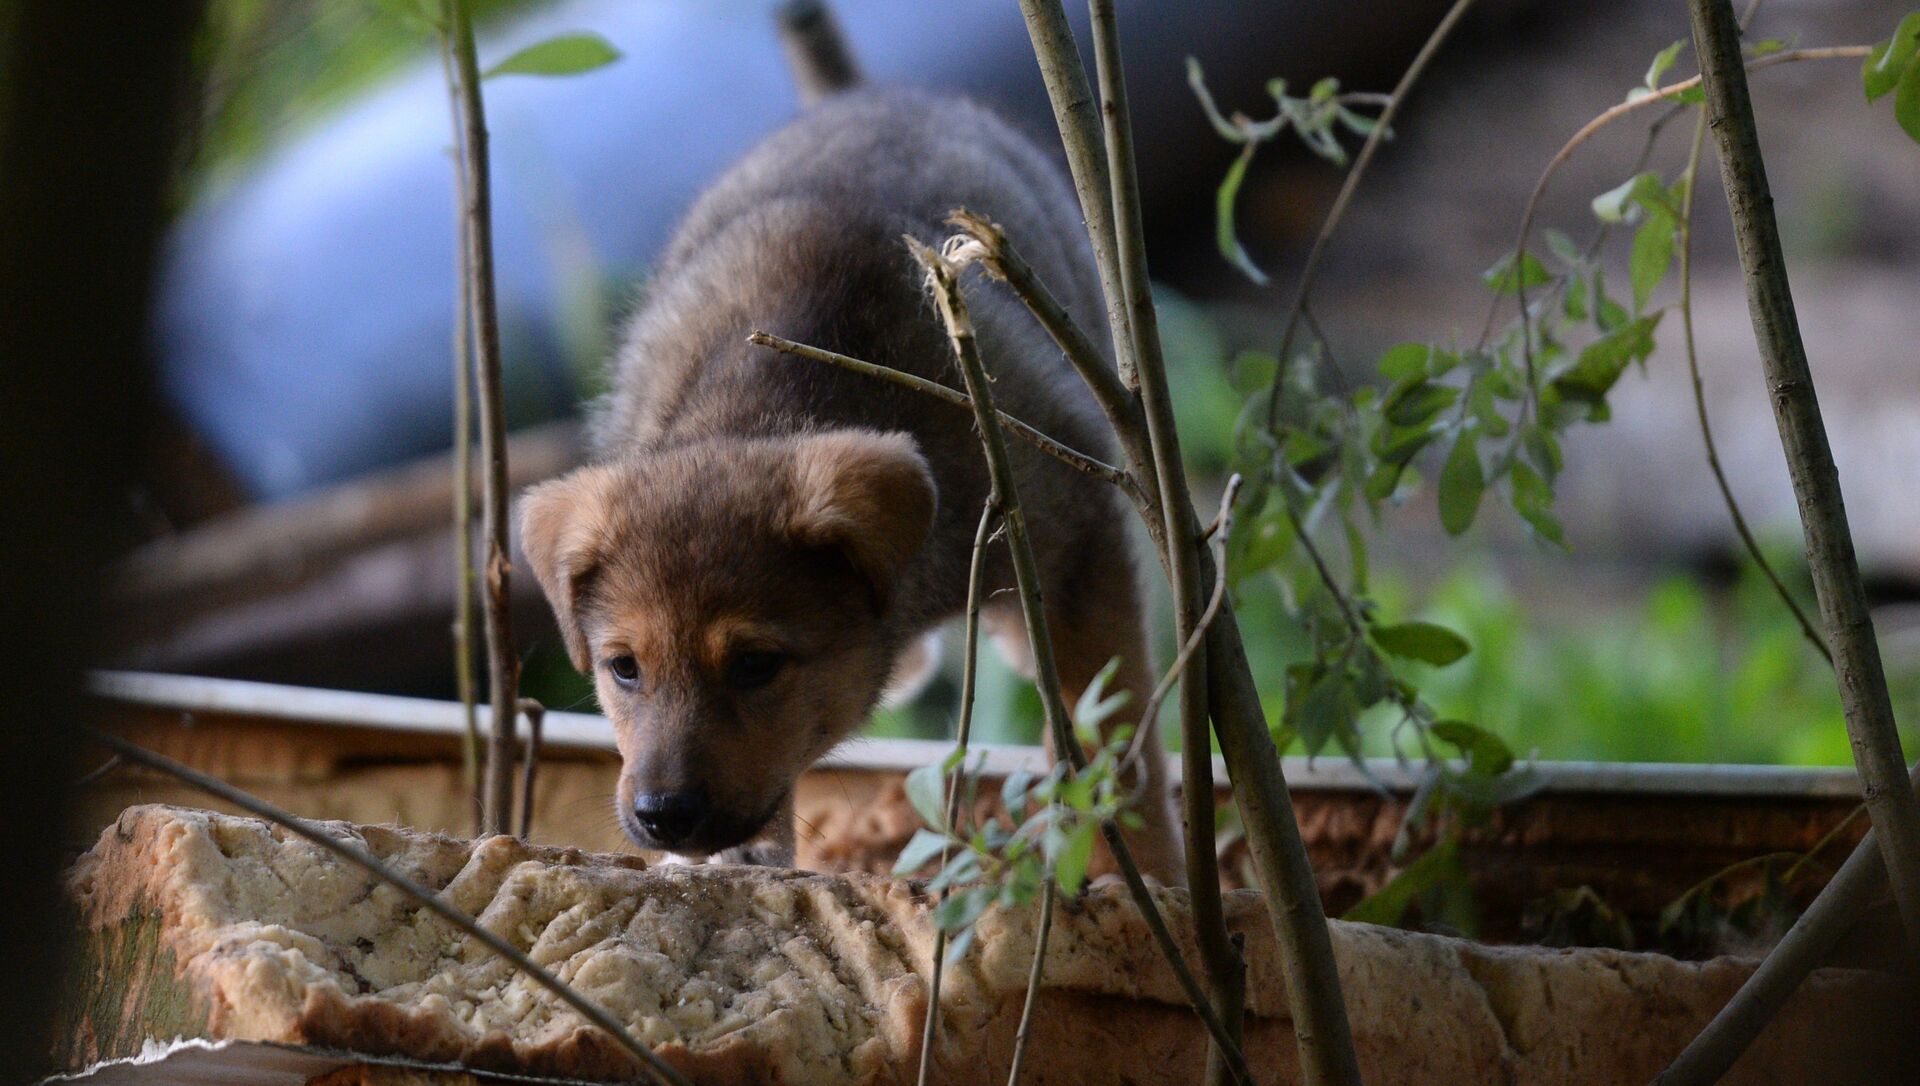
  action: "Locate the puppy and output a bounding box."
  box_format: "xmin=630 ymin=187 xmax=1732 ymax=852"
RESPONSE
xmin=520 ymin=87 xmax=1182 ymax=880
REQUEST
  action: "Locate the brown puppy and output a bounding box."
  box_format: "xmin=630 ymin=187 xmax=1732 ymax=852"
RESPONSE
xmin=520 ymin=88 xmax=1181 ymax=879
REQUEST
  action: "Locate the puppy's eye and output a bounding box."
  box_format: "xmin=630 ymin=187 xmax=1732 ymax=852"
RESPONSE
xmin=726 ymin=650 xmax=788 ymax=691
xmin=606 ymin=655 xmax=641 ymax=688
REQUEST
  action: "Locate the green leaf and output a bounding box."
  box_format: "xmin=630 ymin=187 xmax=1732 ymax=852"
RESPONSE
xmin=1863 ymin=13 xmax=1920 ymax=101
xmin=1382 ymin=381 xmax=1458 ymax=427
xmin=484 ymin=32 xmax=623 ymax=79
xmin=934 ymin=884 xmax=995 ymax=934
xmin=1430 ymin=720 xmax=1515 ymax=776
xmin=1480 ymin=251 xmax=1550 ymax=295
xmin=1371 ymin=621 xmax=1472 ymax=667
xmin=1055 ymin=822 xmax=1098 ymax=896
xmin=1550 ymin=313 xmax=1662 ymax=405
xmin=1629 ymin=208 xmax=1675 ymax=312
xmin=1544 ymin=228 xmax=1584 ymax=267
xmin=1378 ymin=342 xmax=1433 ymax=382
xmin=1897 ymin=55 xmax=1920 ymax=143
xmin=1644 ymin=40 xmax=1685 ymax=91
xmin=905 ymin=762 xmax=948 ymax=830
xmin=1293 ymin=669 xmax=1354 ymax=755
xmin=1437 ymin=429 xmax=1485 ymax=536
xmin=1343 ymin=838 xmax=1463 ymax=927
xmin=1073 ymin=657 xmax=1132 ymax=743
xmin=1215 ymin=143 xmax=1269 ymax=284
xmin=893 ymin=829 xmax=950 ymax=876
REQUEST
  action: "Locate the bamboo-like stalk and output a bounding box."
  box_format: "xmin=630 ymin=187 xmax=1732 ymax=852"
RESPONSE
xmin=916 ymin=501 xmax=996 ymax=1086
xmin=1012 ymin=0 xmax=1135 ymax=389
xmin=910 ymin=239 xmax=1253 ymax=1086
xmin=445 ymin=0 xmax=520 ymax=837
xmin=1684 ymin=0 xmax=1920 ymax=949
xmin=1081 ymin=10 xmax=1245 ymax=1080
xmin=438 ymin=39 xmax=483 ymax=833
xmin=89 ymin=731 xmax=692 ymax=1086
xmin=1656 ymin=760 xmax=1920 ymax=1085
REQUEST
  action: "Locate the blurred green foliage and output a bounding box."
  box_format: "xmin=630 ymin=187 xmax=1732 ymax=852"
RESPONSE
xmin=187 ymin=0 xmax=540 ymax=193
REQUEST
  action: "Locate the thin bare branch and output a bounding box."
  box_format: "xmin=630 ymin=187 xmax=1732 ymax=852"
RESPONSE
xmin=517 ymin=697 xmax=545 ymax=840
xmin=912 ymin=237 xmax=1252 ymax=1086
xmin=917 ymin=500 xmax=997 ymax=1086
xmin=747 ymin=330 xmax=1140 ymax=499
xmin=72 ymin=755 xmax=124 ymax=789
xmin=1675 ymin=108 xmax=1832 ymax=666
xmin=1266 ymin=0 xmax=1480 ymax=433
xmin=88 ymin=730 xmax=692 ymax=1086
xmin=444 ymin=0 xmax=520 ymax=837
xmin=1685 ymin=0 xmax=1920 ymax=948
xmin=1125 ymin=476 xmax=1242 ymax=775
xmin=1005 ymin=876 xmax=1057 ymax=1086
xmin=944 ymin=210 xmax=1134 ymax=429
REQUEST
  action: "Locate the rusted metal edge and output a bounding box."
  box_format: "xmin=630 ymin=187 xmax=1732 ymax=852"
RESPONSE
xmin=89 ymin=670 xmax=1863 ymax=798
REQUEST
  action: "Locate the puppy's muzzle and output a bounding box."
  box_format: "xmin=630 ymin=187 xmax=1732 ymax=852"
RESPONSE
xmin=630 ymin=790 xmax=709 ymax=847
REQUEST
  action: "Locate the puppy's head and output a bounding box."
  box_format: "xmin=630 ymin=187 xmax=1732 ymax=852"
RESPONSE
xmin=520 ymin=430 xmax=936 ymax=857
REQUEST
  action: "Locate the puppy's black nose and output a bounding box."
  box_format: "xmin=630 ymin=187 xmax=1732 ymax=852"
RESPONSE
xmin=632 ymin=791 xmax=708 ymax=846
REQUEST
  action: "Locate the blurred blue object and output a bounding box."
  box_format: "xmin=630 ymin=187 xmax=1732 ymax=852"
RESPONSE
xmin=157 ymin=0 xmax=1444 ymax=498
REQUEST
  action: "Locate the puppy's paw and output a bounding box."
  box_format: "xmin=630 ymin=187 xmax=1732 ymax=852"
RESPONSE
xmin=709 ymin=841 xmax=795 ymax=868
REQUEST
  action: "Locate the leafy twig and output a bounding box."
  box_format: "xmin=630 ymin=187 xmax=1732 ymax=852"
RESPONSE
xmin=1684 ymin=0 xmax=1920 ymax=949
xmin=912 ymin=236 xmax=1253 ymax=1086
xmin=1476 ymin=45 xmax=1873 ymax=370
xmin=746 ymin=331 xmax=1139 ymax=500
xmin=87 ymin=730 xmax=692 ymax=1086
xmin=916 ymin=501 xmax=996 ymax=1086
xmin=1264 ymin=0 xmax=1481 ymax=433
xmin=444 ymin=0 xmax=520 ymax=836
xmin=1674 ymin=106 xmax=1832 ymax=665
xmin=1004 ymin=875 xmax=1056 ymax=1086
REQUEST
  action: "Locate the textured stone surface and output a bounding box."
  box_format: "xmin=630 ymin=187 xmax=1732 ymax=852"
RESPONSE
xmin=60 ymin=805 xmax=1917 ymax=1084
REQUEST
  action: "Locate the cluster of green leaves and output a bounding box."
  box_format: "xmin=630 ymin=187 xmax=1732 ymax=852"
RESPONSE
xmin=1187 ymin=58 xmax=1388 ymax=284
xmin=893 ymin=665 xmax=1140 ymax=960
xmin=1864 ymin=12 xmax=1920 ymax=143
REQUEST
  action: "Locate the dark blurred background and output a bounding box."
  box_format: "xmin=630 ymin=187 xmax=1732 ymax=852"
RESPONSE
xmin=105 ymin=0 xmax=1920 ymax=765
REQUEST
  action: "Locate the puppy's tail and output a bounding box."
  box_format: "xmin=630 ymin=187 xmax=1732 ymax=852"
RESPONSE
xmin=776 ymin=0 xmax=862 ymax=106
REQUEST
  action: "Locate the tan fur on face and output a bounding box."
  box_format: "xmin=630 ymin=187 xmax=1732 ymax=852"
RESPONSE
xmin=520 ymin=433 xmax=935 ymax=855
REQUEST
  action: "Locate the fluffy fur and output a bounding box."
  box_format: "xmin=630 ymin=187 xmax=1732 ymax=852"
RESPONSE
xmin=521 ymin=88 xmax=1180 ymax=879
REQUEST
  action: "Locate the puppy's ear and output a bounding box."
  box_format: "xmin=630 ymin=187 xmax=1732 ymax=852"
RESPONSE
xmin=518 ymin=468 xmax=612 ymax=672
xmin=787 ymin=430 xmax=937 ymax=610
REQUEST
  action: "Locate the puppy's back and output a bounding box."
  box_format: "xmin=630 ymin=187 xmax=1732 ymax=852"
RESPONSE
xmin=594 ymin=88 xmax=1107 ymax=462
